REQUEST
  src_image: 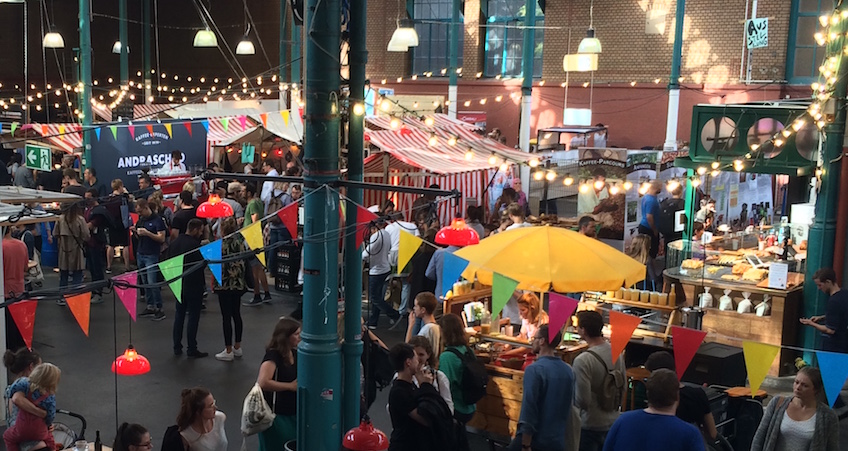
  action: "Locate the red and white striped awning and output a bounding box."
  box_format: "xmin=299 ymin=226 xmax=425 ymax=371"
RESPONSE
xmin=206 ymin=116 xmax=260 ymax=146
xmin=135 ymin=104 xmax=178 ymax=120
xmin=366 ymin=113 xmax=481 ymax=133
xmin=29 ymin=123 xmax=83 ymax=153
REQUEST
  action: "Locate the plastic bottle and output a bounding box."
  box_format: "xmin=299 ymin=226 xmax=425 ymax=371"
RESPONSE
xmin=94 ymin=431 xmax=102 ymax=451
xmin=668 ymin=284 xmax=677 ymax=306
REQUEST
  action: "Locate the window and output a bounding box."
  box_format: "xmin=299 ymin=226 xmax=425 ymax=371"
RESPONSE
xmin=413 ymin=0 xmax=464 ymax=75
xmin=787 ymin=0 xmax=826 ymax=84
xmin=485 ymin=0 xmax=544 ymax=78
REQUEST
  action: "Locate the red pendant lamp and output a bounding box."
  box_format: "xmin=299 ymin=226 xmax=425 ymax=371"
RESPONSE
xmin=197 ymin=194 xmax=234 ymax=219
xmin=112 ymin=345 xmax=151 ymax=376
xmin=435 ymin=218 xmax=480 ymax=246
xmin=342 ymin=416 xmax=389 ymax=451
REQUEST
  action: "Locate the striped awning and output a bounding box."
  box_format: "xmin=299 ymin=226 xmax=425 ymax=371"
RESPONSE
xmin=206 ymin=116 xmax=260 ymax=146
xmin=135 ymin=103 xmax=178 ymax=120
xmin=29 ymin=123 xmax=83 ymax=153
xmin=366 ymin=113 xmax=482 ymax=133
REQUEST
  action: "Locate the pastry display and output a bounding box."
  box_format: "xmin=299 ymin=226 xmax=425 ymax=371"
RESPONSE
xmin=706 ymin=266 xmax=723 ymax=275
xmin=721 ymin=274 xmax=740 ymax=281
xmin=742 ymin=268 xmax=768 ymax=281
xmin=732 ymin=262 xmax=752 ymax=275
xmin=681 ymin=259 xmax=704 ymax=270
xmin=717 ymin=255 xmax=741 ymax=266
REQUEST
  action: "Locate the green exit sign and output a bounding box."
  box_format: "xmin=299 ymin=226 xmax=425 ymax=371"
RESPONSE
xmin=25 ymin=144 xmax=52 ymax=171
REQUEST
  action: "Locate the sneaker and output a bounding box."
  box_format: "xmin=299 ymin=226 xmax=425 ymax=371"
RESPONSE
xmin=90 ymin=294 xmax=104 ymax=305
xmin=366 ymin=324 xmax=377 ymax=330
xmin=138 ymin=307 xmax=156 ymax=317
xmin=174 ymin=348 xmax=183 ymax=356
xmin=187 ymin=350 xmax=209 ymax=358
xmin=56 ymin=299 xmax=67 ymax=306
xmin=263 ymin=292 xmax=272 ymax=303
xmin=215 ymin=349 xmax=234 ymax=361
xmin=105 ymin=268 xmax=112 ymax=274
xmin=201 ymin=302 xmax=207 ymax=310
xmin=243 ymin=296 xmax=263 ymax=307
xmin=152 ymin=309 xmax=166 ymax=321
xmin=233 ymin=347 xmax=243 ymax=358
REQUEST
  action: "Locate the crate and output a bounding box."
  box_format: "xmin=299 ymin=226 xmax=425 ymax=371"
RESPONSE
xmin=274 ymin=245 xmax=301 ymax=293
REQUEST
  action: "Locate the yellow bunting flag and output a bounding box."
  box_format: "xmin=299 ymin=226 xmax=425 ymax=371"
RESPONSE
xmin=743 ymin=341 xmax=780 ymax=397
xmin=397 ymin=230 xmax=423 ymax=274
xmin=164 ymin=123 xmax=173 ymax=137
xmin=65 ymin=292 xmax=92 ymax=336
xmin=241 ymin=221 xmax=265 ymax=266
xmin=281 ymin=110 xmax=290 ymax=126
xmin=58 ymin=125 xmax=66 ymax=140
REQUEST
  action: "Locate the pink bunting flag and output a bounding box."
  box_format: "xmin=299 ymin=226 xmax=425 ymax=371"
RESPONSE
xmin=671 ymin=326 xmax=707 ymax=379
xmin=548 ymin=293 xmax=579 ymax=343
xmin=128 ymin=125 xmax=135 ymax=139
xmin=277 ymin=202 xmax=299 ymax=239
xmin=238 ymin=115 xmax=247 ymax=130
xmin=113 ymin=272 xmax=138 ymax=320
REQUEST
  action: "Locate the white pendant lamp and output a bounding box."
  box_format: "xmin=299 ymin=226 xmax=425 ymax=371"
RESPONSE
xmin=112 ymin=41 xmax=129 ymax=54
xmin=577 ymin=0 xmax=601 ymax=54
xmin=236 ymin=37 xmax=255 ymax=55
xmin=193 ymin=28 xmax=218 ymax=47
xmin=42 ymin=30 xmax=65 ymax=49
xmin=387 ymin=19 xmax=418 ymax=52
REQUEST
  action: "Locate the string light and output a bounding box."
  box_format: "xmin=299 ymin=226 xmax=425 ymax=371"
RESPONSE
xmin=579 ymin=182 xmax=590 ymax=193
xmin=488 ymin=153 xmax=498 ymax=165
xmin=609 ymin=183 xmax=620 ymax=195
xmin=465 ymin=148 xmax=474 ymax=161
xmin=563 ymin=174 xmax=574 ymax=186
xmin=545 ymin=171 xmax=556 ymax=181
xmin=666 ymin=179 xmax=680 ymax=192
xmin=429 ymin=133 xmax=438 ymax=146
xmin=528 ymin=158 xmax=540 ymax=168
xmin=534 ymin=171 xmax=544 ymax=181
xmin=710 ymin=161 xmax=720 ymax=170
xmin=447 ymin=135 xmax=457 ymax=146
xmin=623 ymin=181 xmax=633 ymax=191
xmin=710 ymin=169 xmax=720 ymax=177
xmin=734 ymin=160 xmax=744 ymax=172
xmin=691 ymin=177 xmax=701 ymax=188
xmin=499 ymin=161 xmax=509 ymax=172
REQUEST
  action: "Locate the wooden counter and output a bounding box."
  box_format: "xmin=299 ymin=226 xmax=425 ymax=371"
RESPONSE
xmin=664 ymin=269 xmax=803 ymax=376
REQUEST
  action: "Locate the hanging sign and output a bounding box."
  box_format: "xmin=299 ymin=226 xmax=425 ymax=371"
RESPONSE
xmin=746 ymin=18 xmax=768 ymax=49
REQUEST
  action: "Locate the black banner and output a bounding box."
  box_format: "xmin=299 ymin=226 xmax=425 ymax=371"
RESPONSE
xmin=90 ymin=120 xmax=207 ymax=191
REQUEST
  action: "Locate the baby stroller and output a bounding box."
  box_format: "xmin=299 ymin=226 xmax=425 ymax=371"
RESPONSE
xmin=51 ymin=410 xmax=87 ymax=450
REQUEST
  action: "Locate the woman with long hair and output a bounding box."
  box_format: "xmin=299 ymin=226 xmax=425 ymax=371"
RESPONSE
xmin=53 ymin=200 xmax=89 ymax=295
xmin=408 ymin=335 xmax=453 ymax=413
xmin=176 ymin=387 xmax=227 ymax=451
xmin=751 ymin=366 xmax=838 ymax=451
xmin=112 ymin=423 xmax=151 ymax=451
xmin=627 ymin=234 xmax=654 ymax=290
xmin=214 ymin=218 xmax=246 ymax=361
xmin=438 ymin=313 xmax=476 ymax=424
xmin=3 ymin=349 xmax=45 ymax=451
xmin=256 ymin=317 xmax=301 ymax=450
xmin=516 ymin=292 xmax=549 ymax=341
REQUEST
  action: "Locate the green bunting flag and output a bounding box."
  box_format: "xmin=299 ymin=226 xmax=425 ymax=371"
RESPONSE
xmin=492 ymin=272 xmax=519 ymax=318
xmin=110 ymin=125 xmax=118 ymax=141
xmin=159 ymin=255 xmax=184 ymax=303
xmin=11 ymin=122 xmax=19 ymax=135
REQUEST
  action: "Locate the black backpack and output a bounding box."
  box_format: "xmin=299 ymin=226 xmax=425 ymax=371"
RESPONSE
xmin=445 ymin=346 xmax=488 ymax=404
xmin=658 ymin=197 xmax=684 ymax=238
xmin=161 ymin=425 xmax=188 ymax=451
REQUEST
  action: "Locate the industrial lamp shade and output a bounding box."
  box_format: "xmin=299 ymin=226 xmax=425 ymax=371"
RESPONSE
xmin=236 ymin=37 xmax=255 ymax=55
xmin=112 ymin=345 xmax=151 ymax=376
xmin=42 ymin=31 xmax=65 ymax=49
xmin=112 ymin=41 xmax=129 ymax=54
xmin=577 ymin=28 xmax=602 ymax=54
xmin=387 ymin=19 xmax=418 ymax=52
xmin=343 ymin=417 xmax=389 ymax=451
xmin=197 ymin=194 xmax=234 ymax=218
xmin=193 ymin=28 xmax=218 ymax=47
xmin=435 ymin=218 xmax=480 ymax=246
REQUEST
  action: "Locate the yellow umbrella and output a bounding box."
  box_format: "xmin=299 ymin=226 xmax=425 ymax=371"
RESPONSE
xmin=454 ymin=225 xmax=646 ymax=292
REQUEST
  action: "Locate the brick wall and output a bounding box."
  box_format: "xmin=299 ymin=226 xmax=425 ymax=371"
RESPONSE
xmin=365 ymin=0 xmax=409 ymax=80
xmin=463 ymin=0 xmax=485 ymax=77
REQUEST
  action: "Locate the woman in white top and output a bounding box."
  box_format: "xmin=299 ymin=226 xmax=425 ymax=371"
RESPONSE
xmin=177 ymin=387 xmax=228 ymax=451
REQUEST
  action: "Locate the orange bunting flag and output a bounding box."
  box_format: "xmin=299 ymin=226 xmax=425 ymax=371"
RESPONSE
xmin=671 ymin=326 xmax=707 ymax=379
xmin=164 ymin=123 xmax=173 ymax=137
xmin=743 ymin=342 xmax=780 ymax=397
xmin=609 ymin=310 xmax=642 ymax=363
xmin=259 ymin=113 xmax=268 ymax=128
xmin=65 ymin=292 xmax=92 ymax=336
xmin=146 ymin=124 xmax=154 ymax=135
xmin=8 ymin=300 xmax=37 ymax=350
xmin=281 ymin=110 xmax=290 ymax=126
xmin=41 ymin=124 xmax=48 ymax=137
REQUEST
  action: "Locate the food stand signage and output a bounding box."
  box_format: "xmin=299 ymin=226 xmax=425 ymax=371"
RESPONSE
xmin=90 ymin=120 xmax=207 ymax=191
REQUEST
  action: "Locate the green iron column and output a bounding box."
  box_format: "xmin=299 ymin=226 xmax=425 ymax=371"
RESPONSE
xmin=79 ymin=0 xmax=92 ymax=168
xmin=292 ymin=19 xmax=302 ymax=86
xmin=802 ymin=0 xmax=847 ymax=353
xmin=119 ymin=0 xmax=128 ymax=86
xmin=517 ymin=0 xmax=535 ymax=154
xmin=663 ymin=0 xmax=685 ymax=151
xmin=298 ymin=0 xmax=342 ymax=448
xmin=143 ymin=0 xmax=152 ymax=103
xmin=448 ymin=0 xmax=461 ymax=118
xmin=280 ymin=1 xmax=288 ymax=83
xmin=342 ymin=0 xmax=367 ymax=431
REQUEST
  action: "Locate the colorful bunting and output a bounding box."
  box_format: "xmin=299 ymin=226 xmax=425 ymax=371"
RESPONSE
xmin=11 ymin=122 xmax=19 ymax=135
xmin=199 ymin=240 xmax=223 ymax=285
xmin=491 ymin=273 xmax=518 ymax=318
xmin=159 ymin=255 xmax=184 ymax=303
xmin=221 ymin=117 xmax=229 ymax=132
xmin=609 ymin=310 xmax=642 ymax=363
xmin=548 ymin=293 xmax=579 ymax=343
xmin=238 ymin=115 xmax=247 ymax=130
xmin=743 ymin=342 xmax=780 ymax=397
xmin=441 ymin=252 xmax=469 ymax=298
xmin=65 ymin=292 xmax=92 ymax=336
xmin=814 ymin=350 xmax=848 ymax=407
xmin=113 ymin=272 xmax=138 ymax=320
xmin=128 ymin=125 xmax=135 ymax=139
xmin=354 ymin=205 xmax=379 ymax=249
xmin=8 ymin=300 xmax=37 ymax=350
xmin=183 ymin=121 xmax=193 ymax=137
xmin=397 ymin=230 xmax=422 ymax=274
xmin=241 ymin=221 xmax=265 ymax=266
xmin=146 ymin=124 xmax=154 ymax=135
xmin=129 ymin=213 xmax=139 ymax=227
xmin=201 ymin=120 xmax=209 ymax=132
xmin=94 ymin=128 xmax=101 ymax=141
xmin=259 ymin=113 xmax=268 ymax=128
xmin=164 ymin=123 xmax=173 ymax=137
xmin=58 ymin=125 xmax=66 ymax=139
xmin=41 ymin=124 xmax=48 ymax=137
xmin=110 ymin=125 xmax=118 ymax=140
xmin=671 ymin=326 xmax=707 ymax=379
xmin=277 ymin=202 xmax=299 ymax=240
xmin=281 ymin=110 xmax=290 ymax=126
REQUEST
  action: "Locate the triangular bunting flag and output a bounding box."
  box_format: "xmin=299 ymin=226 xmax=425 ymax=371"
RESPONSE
xmin=65 ymin=292 xmax=92 ymax=336
xmin=398 ymin=230 xmax=423 ymax=274
xmin=183 ymin=121 xmax=193 ymax=137
xmin=742 ymin=342 xmax=780 ymax=396
xmin=146 ymin=124 xmax=154 ymax=135
xmin=159 ymin=255 xmax=184 ymax=303
xmin=8 ymin=300 xmax=37 ymax=350
xmin=201 ymin=120 xmax=209 ymax=132
xmin=41 ymin=124 xmax=48 ymax=137
xmin=241 ymin=221 xmax=265 ymax=266
xmin=281 ymin=110 xmax=290 ymax=126
xmin=259 ymin=113 xmax=268 ymax=128
xmin=164 ymin=123 xmax=173 ymax=137
xmin=129 ymin=212 xmax=139 ymax=227
xmin=113 ymin=272 xmax=138 ymax=320
xmin=128 ymin=125 xmax=135 ymax=139
xmin=94 ymin=128 xmax=101 ymax=141
xmin=11 ymin=122 xmax=19 ymax=135
xmin=441 ymin=253 xmax=469 ymax=298
xmin=492 ymin=273 xmax=519 ymax=318
xmin=355 ymin=205 xmax=379 ymax=249
xmin=814 ymin=350 xmax=848 ymax=407
xmin=58 ymin=125 xmax=66 ymax=139
xmin=220 ymin=117 xmax=229 ymax=132
xmin=609 ymin=310 xmax=642 ymax=363
xmin=277 ymin=202 xmax=299 ymax=239
xmin=671 ymin=326 xmax=707 ymax=379
xmin=238 ymin=115 xmax=247 ymax=130
xmin=110 ymin=125 xmax=118 ymax=140
xmin=199 ymin=240 xmax=223 ymax=285
xmin=548 ymin=293 xmax=579 ymax=343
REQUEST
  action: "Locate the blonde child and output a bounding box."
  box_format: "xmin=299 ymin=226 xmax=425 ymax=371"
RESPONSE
xmin=3 ymin=363 xmax=60 ymax=451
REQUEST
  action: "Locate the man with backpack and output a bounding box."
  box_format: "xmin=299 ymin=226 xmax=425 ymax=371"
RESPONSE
xmin=509 ymin=324 xmax=575 ymax=451
xmin=658 ymin=185 xmax=685 ymax=245
xmin=573 ymin=311 xmax=626 ymax=451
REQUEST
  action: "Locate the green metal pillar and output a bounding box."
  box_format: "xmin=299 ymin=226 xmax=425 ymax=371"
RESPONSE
xmin=298 ymin=0 xmax=342 ymax=448
xmin=663 ymin=0 xmax=685 ymax=151
xmin=447 ymin=0 xmax=461 ymax=118
xmin=517 ymin=0 xmax=535 ymax=154
xmin=280 ymin=1 xmax=288 ymax=83
xmin=342 ymin=0 xmax=367 ymax=431
xmin=292 ymin=21 xmax=301 ymax=86
xmin=143 ymin=0 xmax=152 ymax=103
xmin=119 ymin=0 xmax=128 ymax=86
xmin=79 ymin=0 xmax=92 ymax=168
xmin=802 ymin=0 xmax=847 ymax=352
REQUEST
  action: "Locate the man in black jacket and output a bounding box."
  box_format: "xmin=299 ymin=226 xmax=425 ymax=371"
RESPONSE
xmin=170 ymin=218 xmax=208 ymax=358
